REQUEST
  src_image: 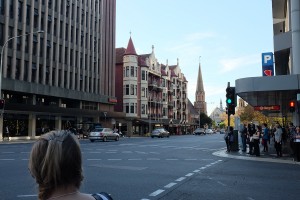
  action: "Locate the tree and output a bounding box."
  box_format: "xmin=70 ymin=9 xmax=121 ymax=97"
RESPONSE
xmin=197 ymin=113 xmax=212 ymax=128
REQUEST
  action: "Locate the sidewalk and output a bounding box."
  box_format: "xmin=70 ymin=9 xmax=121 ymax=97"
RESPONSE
xmin=213 ymin=138 xmax=300 ymax=165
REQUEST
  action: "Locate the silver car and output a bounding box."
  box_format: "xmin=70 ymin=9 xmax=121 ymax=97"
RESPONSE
xmin=151 ymin=128 xmax=170 ymax=138
xmin=89 ymin=128 xmax=120 ymax=142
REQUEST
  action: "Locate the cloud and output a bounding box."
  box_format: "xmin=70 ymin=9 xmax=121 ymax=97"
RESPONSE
xmin=219 ymin=54 xmax=260 ymax=73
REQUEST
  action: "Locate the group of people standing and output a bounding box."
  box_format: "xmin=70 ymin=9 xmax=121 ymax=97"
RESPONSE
xmin=239 ymin=122 xmax=300 ymax=161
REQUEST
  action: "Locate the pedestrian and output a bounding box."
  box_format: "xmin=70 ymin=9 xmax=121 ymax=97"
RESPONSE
xmin=5 ymin=126 xmax=9 ymax=141
xmin=288 ymin=122 xmax=296 ymax=156
xmin=226 ymin=126 xmax=234 ymax=152
xmin=274 ymin=122 xmax=283 ymax=157
xmin=253 ymin=126 xmax=261 ymax=156
xmin=28 ymin=130 xmax=113 ymax=200
xmin=293 ymin=126 xmax=300 ymax=162
xmin=262 ymin=123 xmax=270 ymax=152
xmin=247 ymin=123 xmax=256 ymax=155
xmin=240 ymin=124 xmax=247 ymax=152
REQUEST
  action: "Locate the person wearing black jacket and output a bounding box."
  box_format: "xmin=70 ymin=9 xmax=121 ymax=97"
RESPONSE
xmin=248 ymin=123 xmax=256 ymax=155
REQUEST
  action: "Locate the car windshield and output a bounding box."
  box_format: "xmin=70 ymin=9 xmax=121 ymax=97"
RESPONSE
xmin=93 ymin=128 xmax=103 ymax=132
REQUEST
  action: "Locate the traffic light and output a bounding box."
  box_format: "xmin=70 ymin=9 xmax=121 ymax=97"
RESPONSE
xmin=289 ymin=100 xmax=295 ymax=112
xmin=0 ymin=99 xmax=5 ymax=110
xmin=226 ymin=87 xmax=236 ymax=115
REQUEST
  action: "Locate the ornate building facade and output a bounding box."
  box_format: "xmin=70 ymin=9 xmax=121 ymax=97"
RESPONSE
xmin=115 ymin=37 xmax=189 ymax=135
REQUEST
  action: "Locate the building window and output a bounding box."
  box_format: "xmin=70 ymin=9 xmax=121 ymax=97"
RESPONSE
xmin=141 ymin=104 xmax=146 ymax=114
xmin=141 ymin=87 xmax=145 ymax=97
xmin=125 ymin=103 xmax=129 ymax=113
xmin=142 ymin=70 xmax=145 ymax=80
xmin=130 ymin=103 xmax=134 ymax=113
xmin=124 ymin=84 xmax=129 ymax=95
xmin=9 ymin=0 xmax=13 ymax=18
xmin=125 ymin=66 xmax=129 ymax=77
xmin=26 ymin=5 xmax=31 ymax=25
xmin=130 ymin=84 xmax=134 ymax=95
xmin=18 ymin=1 xmax=22 ymax=22
xmin=130 ymin=66 xmax=134 ymax=77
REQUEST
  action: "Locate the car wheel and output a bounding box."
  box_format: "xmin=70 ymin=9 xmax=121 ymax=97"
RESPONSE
xmin=103 ymin=137 xmax=107 ymax=142
xmin=115 ymin=136 xmax=119 ymax=141
xmin=90 ymin=139 xmax=95 ymax=142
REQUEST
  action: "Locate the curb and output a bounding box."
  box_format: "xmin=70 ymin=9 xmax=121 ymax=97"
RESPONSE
xmin=213 ymin=149 xmax=300 ymax=165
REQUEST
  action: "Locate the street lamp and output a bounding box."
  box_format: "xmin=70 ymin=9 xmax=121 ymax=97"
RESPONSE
xmin=0 ymin=30 xmax=44 ymax=97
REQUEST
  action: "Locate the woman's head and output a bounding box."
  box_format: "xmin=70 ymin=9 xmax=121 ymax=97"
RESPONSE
xmin=28 ymin=130 xmax=83 ymax=199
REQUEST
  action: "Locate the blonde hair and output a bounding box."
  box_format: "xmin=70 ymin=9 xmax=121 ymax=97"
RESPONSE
xmin=28 ymin=130 xmax=83 ymax=200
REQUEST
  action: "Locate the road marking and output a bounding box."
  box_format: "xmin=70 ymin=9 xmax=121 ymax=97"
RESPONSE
xmin=217 ymin=181 xmax=226 ymax=186
xmin=17 ymin=194 xmax=37 ymax=197
xmin=185 ymin=173 xmax=194 ymax=177
xmin=0 ymin=159 xmax=14 ymax=160
xmin=147 ymin=158 xmax=160 ymax=160
xmin=149 ymin=189 xmax=164 ymax=197
xmin=87 ymin=159 xmax=102 ymax=160
xmin=176 ymin=177 xmax=186 ymax=182
xmin=193 ymin=170 xmax=200 ymax=173
xmin=107 ymin=159 xmax=122 ymax=161
xmin=200 ymin=167 xmax=206 ymax=169
xmin=164 ymin=182 xmax=177 ymax=188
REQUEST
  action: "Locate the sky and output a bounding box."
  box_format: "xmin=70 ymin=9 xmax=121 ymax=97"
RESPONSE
xmin=115 ymin=0 xmax=274 ymax=115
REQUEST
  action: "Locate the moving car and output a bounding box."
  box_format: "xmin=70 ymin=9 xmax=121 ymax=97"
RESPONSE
xmin=205 ymin=129 xmax=214 ymax=134
xmin=89 ymin=127 xmax=119 ymax=142
xmin=151 ymin=128 xmax=170 ymax=138
xmin=193 ymin=128 xmax=205 ymax=135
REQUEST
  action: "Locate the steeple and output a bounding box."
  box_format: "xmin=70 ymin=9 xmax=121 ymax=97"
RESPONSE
xmin=194 ymin=61 xmax=207 ymax=114
xmin=196 ymin=63 xmax=204 ymax=93
xmin=124 ymin=36 xmax=137 ymax=55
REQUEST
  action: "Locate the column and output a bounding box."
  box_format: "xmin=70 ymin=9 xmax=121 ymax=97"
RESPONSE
xmin=291 ymin=0 xmax=300 ymax=74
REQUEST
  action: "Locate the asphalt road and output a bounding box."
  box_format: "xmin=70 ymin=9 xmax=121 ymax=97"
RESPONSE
xmin=0 ymin=134 xmax=300 ymax=200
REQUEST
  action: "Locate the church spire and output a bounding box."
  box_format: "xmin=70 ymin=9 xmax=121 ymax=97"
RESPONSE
xmin=194 ymin=59 xmax=207 ymax=115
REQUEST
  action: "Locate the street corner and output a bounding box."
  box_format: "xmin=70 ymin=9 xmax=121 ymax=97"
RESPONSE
xmin=212 ymin=148 xmax=300 ymax=165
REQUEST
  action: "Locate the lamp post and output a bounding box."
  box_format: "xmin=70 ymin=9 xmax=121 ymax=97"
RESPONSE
xmin=0 ymin=30 xmax=44 ymax=97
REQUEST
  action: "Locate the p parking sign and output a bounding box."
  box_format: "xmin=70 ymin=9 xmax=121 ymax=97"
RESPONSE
xmin=261 ymin=52 xmax=274 ymax=76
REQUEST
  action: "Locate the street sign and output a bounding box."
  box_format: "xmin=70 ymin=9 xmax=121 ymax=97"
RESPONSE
xmin=254 ymin=105 xmax=280 ymax=111
xmin=261 ymin=52 xmax=274 ymax=76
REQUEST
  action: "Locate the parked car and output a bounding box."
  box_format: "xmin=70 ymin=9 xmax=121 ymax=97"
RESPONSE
xmin=89 ymin=127 xmax=119 ymax=142
xmin=193 ymin=128 xmax=205 ymax=135
xmin=151 ymin=128 xmax=170 ymax=138
xmin=205 ymin=129 xmax=214 ymax=134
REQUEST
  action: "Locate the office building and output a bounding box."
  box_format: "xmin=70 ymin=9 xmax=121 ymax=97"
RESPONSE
xmin=0 ymin=0 xmax=119 ymax=139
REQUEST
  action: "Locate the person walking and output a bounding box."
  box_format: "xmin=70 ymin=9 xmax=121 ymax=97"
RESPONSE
xmin=288 ymin=122 xmax=296 ymax=156
xmin=28 ymin=130 xmax=113 ymax=200
xmin=293 ymin=126 xmax=300 ymax=162
xmin=240 ymin=124 xmax=247 ymax=152
xmin=247 ymin=123 xmax=256 ymax=155
xmin=274 ymin=122 xmax=283 ymax=157
xmin=262 ymin=123 xmax=270 ymax=152
xmin=253 ymin=126 xmax=261 ymax=156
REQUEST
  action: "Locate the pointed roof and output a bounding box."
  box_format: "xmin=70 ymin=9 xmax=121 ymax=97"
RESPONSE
xmin=124 ymin=37 xmax=137 ymax=55
xmin=196 ymin=63 xmax=204 ymax=93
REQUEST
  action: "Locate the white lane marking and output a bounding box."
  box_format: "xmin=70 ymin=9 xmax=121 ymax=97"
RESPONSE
xmin=17 ymin=194 xmax=37 ymax=197
xmin=147 ymin=158 xmax=160 ymax=160
xmin=193 ymin=170 xmax=200 ymax=173
xmin=217 ymin=181 xmax=226 ymax=186
xmin=0 ymin=159 xmax=14 ymax=161
xmin=176 ymin=177 xmax=186 ymax=182
xmin=164 ymin=182 xmax=177 ymax=188
xmin=185 ymin=173 xmax=194 ymax=177
xmin=149 ymin=189 xmax=164 ymax=197
xmin=87 ymin=159 xmax=102 ymax=161
xmin=200 ymin=167 xmax=206 ymax=170
xmin=107 ymin=159 xmax=122 ymax=161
